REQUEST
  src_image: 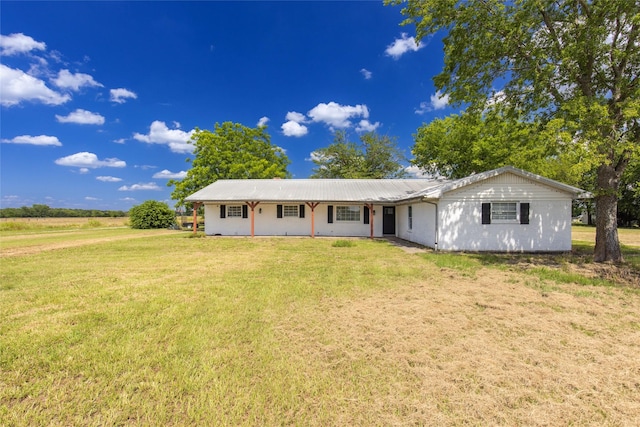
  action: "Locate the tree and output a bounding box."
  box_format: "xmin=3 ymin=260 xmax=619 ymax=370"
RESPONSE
xmin=412 ymin=105 xmax=591 ymax=185
xmin=129 ymin=200 xmax=175 ymax=229
xmin=170 ymin=122 xmax=290 ymax=206
xmin=311 ymin=130 xmax=407 ymax=178
xmin=389 ymin=0 xmax=639 ymax=262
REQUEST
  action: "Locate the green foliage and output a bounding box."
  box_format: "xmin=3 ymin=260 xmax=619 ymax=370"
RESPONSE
xmin=170 ymin=122 xmax=290 ymax=206
xmin=128 ymin=200 xmax=175 ymax=229
xmin=389 ymin=0 xmax=640 ymax=262
xmin=412 ymin=106 xmax=591 ymax=185
xmin=311 ymin=130 xmax=407 ymax=178
xmin=0 ymin=205 xmax=127 ymax=218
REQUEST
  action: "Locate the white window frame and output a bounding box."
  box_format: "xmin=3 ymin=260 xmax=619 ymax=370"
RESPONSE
xmin=227 ymin=205 xmax=242 ymax=218
xmin=408 ymin=205 xmax=413 ymax=230
xmin=336 ymin=205 xmax=360 ymax=222
xmin=491 ymin=202 xmax=518 ymax=223
xmin=283 ymin=205 xmax=299 ymax=218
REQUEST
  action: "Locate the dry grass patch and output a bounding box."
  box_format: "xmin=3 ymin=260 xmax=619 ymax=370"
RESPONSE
xmin=2 ymin=233 xmax=640 ymax=425
xmin=276 ymin=268 xmax=640 ymax=425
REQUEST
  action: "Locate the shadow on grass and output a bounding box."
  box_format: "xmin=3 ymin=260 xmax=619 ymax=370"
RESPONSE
xmin=414 ymin=241 xmax=640 ymax=291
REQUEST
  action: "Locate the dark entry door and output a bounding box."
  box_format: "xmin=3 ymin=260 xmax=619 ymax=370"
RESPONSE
xmin=382 ymin=206 xmax=395 ymax=235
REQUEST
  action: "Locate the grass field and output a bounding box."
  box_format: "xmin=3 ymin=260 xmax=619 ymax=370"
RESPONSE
xmin=1 ymin=226 xmax=639 ymax=425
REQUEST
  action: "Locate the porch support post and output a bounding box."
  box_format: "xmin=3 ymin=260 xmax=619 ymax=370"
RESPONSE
xmin=246 ymin=201 xmax=260 ymax=237
xmin=365 ymin=203 xmax=374 ymax=239
xmin=192 ymin=202 xmax=202 ymax=235
xmin=305 ymin=202 xmax=320 ymax=238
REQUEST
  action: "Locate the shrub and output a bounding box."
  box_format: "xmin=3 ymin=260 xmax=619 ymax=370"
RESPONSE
xmin=128 ymin=200 xmax=176 ymax=229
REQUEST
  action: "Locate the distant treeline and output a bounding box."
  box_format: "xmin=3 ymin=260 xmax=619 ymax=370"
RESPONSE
xmin=0 ymin=204 xmax=127 ymax=218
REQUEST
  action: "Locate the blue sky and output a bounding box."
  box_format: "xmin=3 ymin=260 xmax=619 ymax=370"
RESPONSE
xmin=1 ymin=1 xmax=453 ymax=210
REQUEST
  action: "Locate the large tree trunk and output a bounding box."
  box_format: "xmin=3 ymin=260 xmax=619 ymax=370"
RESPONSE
xmin=593 ymin=164 xmax=623 ymax=263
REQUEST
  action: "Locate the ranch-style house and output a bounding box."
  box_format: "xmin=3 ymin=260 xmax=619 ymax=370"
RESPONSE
xmin=185 ymin=166 xmax=588 ymax=252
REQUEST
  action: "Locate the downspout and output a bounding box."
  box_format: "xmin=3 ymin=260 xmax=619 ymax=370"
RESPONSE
xmin=424 ymin=200 xmax=438 ymax=251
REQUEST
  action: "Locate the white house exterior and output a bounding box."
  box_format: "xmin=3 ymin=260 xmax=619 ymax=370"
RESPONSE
xmin=185 ymin=166 xmax=587 ymax=252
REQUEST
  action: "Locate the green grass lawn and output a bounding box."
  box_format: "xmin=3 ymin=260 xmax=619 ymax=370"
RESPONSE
xmin=1 ymin=230 xmax=639 ymax=425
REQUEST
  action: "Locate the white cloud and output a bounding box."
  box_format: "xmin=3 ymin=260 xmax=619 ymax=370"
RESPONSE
xmin=360 ymin=68 xmax=372 ymax=79
xmin=257 ymin=116 xmax=270 ymax=127
xmin=0 ymin=64 xmax=71 ymax=106
xmin=404 ymin=165 xmax=429 ymax=178
xmin=133 ymin=120 xmax=195 ymax=153
xmin=55 ymin=152 xmax=126 ymax=169
xmin=285 ymin=111 xmax=307 ymax=123
xmin=415 ymin=91 xmax=451 ymax=114
xmin=153 ymin=169 xmax=187 ymax=179
xmin=485 ymin=90 xmax=507 ymax=108
xmin=307 ymin=102 xmax=369 ymax=129
xmin=2 ymin=135 xmax=62 ymax=146
xmin=385 ymin=33 xmax=425 ymax=59
xmin=85 ymin=196 xmax=100 ymax=201
xmin=430 ymin=90 xmax=450 ymax=110
xmin=96 ymin=176 xmax=122 ymax=182
xmin=355 ymin=120 xmax=381 ymax=133
xmin=56 ymin=109 xmax=105 ymax=125
xmin=414 ymin=101 xmax=429 ymax=115
xmin=308 ymin=151 xmax=327 ymax=163
xmin=0 ymin=33 xmax=46 ymax=56
xmin=110 ymin=88 xmax=137 ymax=104
xmin=113 ymin=138 xmax=126 ymax=144
xmin=120 ymin=197 xmax=137 ymax=202
xmin=135 ymin=164 xmax=157 ymax=170
xmin=78 ymin=168 xmax=90 ymax=174
xmin=281 ymin=120 xmax=308 ymax=137
xmin=52 ymin=69 xmax=103 ymax=91
xmin=118 ymin=182 xmax=162 ymax=191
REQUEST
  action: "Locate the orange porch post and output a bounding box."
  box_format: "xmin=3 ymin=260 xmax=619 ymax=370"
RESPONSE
xmin=305 ymin=202 xmax=320 ymax=238
xmin=246 ymin=201 xmax=260 ymax=237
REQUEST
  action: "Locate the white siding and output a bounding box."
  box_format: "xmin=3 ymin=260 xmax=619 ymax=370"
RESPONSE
xmin=204 ymin=203 xmax=386 ymax=237
xmin=200 ymin=172 xmax=577 ymax=252
xmin=397 ymin=202 xmax=437 ymax=248
xmin=437 ymin=173 xmax=573 ymax=251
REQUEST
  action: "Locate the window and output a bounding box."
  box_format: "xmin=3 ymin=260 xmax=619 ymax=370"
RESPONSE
xmin=336 ymin=205 xmax=360 ymax=222
xmin=227 ymin=205 xmax=242 ymax=217
xmin=491 ymin=202 xmax=517 ymax=221
xmin=277 ymin=204 xmax=305 ymax=218
xmin=283 ymin=205 xmax=299 ymax=217
xmin=408 ymin=206 xmax=413 ymax=230
xmin=482 ymin=202 xmax=530 ymax=225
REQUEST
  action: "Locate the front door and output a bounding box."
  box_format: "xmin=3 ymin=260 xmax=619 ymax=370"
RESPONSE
xmin=383 ymin=206 xmax=395 ymax=235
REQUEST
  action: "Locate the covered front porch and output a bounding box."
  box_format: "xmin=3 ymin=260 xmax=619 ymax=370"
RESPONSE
xmin=193 ymin=201 xmax=394 ymax=239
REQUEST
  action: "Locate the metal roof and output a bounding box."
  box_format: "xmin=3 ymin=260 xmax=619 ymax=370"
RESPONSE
xmin=185 ymin=179 xmax=448 ymax=203
xmin=415 ymin=166 xmax=589 ymax=199
xmin=185 ymin=167 xmax=589 ymax=204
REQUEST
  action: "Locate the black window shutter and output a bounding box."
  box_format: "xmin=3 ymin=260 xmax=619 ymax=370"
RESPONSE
xmin=520 ymin=203 xmax=530 ymax=225
xmin=363 ymin=206 xmax=370 ymax=224
xmin=328 ymin=205 xmax=333 ymax=223
xmin=482 ymin=203 xmax=491 ymax=224
xmin=277 ymin=205 xmax=283 ymax=218
xmin=220 ymin=205 xmax=226 ymax=219
xmin=242 ymin=205 xmax=248 ymax=219
xmin=299 ymin=204 xmax=305 ymax=218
